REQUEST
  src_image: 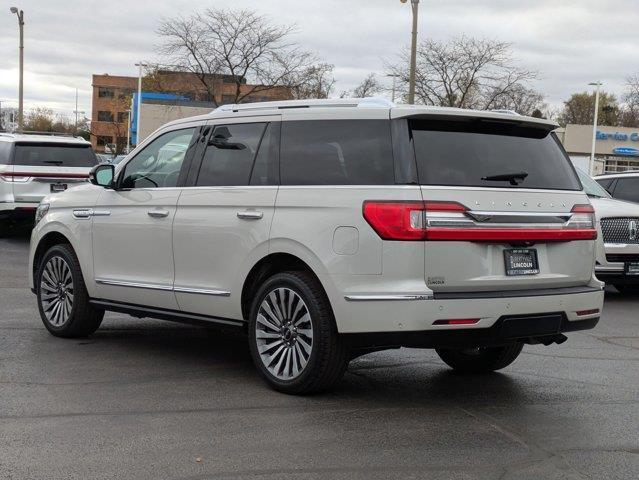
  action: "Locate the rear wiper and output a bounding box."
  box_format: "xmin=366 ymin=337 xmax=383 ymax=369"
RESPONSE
xmin=481 ymin=171 xmax=528 ymax=186
xmin=44 ymin=160 xmax=63 ymax=165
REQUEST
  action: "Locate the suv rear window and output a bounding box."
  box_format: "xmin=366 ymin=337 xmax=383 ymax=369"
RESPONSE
xmin=281 ymin=120 xmax=394 ymax=185
xmin=13 ymin=143 xmax=97 ymax=167
xmin=411 ymin=119 xmax=581 ymax=191
xmin=0 ymin=142 xmax=12 ymax=164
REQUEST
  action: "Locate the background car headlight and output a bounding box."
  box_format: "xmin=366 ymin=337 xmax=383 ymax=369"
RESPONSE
xmin=35 ymin=203 xmax=50 ymax=225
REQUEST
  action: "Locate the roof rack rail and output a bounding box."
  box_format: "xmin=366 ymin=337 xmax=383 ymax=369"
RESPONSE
xmin=213 ymin=97 xmax=395 ymax=114
xmin=490 ymin=109 xmax=521 ymax=116
xmin=17 ymin=131 xmax=78 ymax=137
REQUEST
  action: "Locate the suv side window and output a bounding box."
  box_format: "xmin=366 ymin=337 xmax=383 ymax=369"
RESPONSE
xmin=596 ymin=177 xmax=614 ymax=191
xmin=280 ymin=120 xmax=394 ymax=185
xmin=611 ymin=178 xmax=639 ymax=203
xmin=120 ymin=128 xmax=195 ymax=189
xmin=0 ymin=142 xmax=12 ymax=164
xmin=195 ymin=123 xmax=267 ymax=186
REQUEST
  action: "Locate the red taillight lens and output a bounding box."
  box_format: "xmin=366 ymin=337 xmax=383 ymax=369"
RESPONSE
xmin=362 ymin=201 xmax=429 ymax=240
xmin=433 ymin=318 xmax=481 ymax=325
xmin=363 ymin=201 xmax=597 ymax=242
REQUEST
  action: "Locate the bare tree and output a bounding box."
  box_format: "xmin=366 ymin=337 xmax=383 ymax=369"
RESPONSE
xmin=353 ymin=73 xmax=382 ymax=98
xmin=157 ymin=9 xmax=324 ymax=106
xmin=288 ymin=63 xmax=336 ymax=99
xmin=489 ymin=84 xmax=546 ymax=116
xmin=620 ymin=74 xmax=639 ymax=128
xmin=388 ymin=36 xmax=537 ymax=110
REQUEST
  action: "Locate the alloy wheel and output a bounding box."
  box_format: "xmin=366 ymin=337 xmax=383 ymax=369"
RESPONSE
xmin=40 ymin=256 xmax=74 ymax=327
xmin=255 ymin=287 xmax=314 ymax=380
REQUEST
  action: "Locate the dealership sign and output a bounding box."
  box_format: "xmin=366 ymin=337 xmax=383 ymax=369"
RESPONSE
xmin=596 ymin=130 xmax=639 ymax=142
xmin=613 ymin=147 xmax=639 ymax=156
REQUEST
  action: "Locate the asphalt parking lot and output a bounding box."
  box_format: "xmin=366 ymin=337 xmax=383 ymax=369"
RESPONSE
xmin=0 ymin=225 xmax=637 ymax=480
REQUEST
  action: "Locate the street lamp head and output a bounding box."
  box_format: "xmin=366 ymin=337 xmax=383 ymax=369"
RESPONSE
xmin=588 ymin=82 xmax=602 ymax=86
xmin=10 ymin=7 xmax=19 ymax=14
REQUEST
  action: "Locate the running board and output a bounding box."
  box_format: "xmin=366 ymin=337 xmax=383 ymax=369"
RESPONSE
xmin=89 ymin=298 xmax=245 ymax=329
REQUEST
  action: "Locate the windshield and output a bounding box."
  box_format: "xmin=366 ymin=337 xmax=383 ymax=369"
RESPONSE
xmin=14 ymin=143 xmax=97 ymax=167
xmin=576 ymin=168 xmax=611 ymax=198
xmin=411 ymin=119 xmax=581 ymax=191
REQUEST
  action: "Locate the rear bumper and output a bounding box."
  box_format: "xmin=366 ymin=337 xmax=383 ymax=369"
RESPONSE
xmin=0 ymin=201 xmax=37 ymax=219
xmin=345 ymin=313 xmax=599 ymax=349
xmin=334 ymin=285 xmax=604 ymax=334
xmin=595 ymin=270 xmax=639 ymax=285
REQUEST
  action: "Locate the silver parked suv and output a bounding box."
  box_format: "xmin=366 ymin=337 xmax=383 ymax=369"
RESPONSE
xmin=0 ymin=133 xmax=96 ymax=230
xmin=28 ymin=98 xmax=604 ymax=394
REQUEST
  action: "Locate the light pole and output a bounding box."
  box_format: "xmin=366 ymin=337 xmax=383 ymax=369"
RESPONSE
xmin=10 ymin=7 xmax=24 ymax=131
xmin=73 ymin=88 xmax=85 ymax=133
xmin=401 ymin=0 xmax=419 ymax=104
xmin=134 ymin=62 xmax=148 ymax=145
xmin=589 ymin=82 xmax=602 ymax=176
xmin=386 ymin=74 xmax=400 ymax=102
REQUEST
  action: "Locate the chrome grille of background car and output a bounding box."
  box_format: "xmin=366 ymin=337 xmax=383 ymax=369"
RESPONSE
xmin=600 ymin=217 xmax=639 ymax=244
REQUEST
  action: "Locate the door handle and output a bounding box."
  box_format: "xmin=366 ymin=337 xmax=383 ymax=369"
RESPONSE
xmin=237 ymin=210 xmax=263 ymax=220
xmin=147 ymin=208 xmax=170 ymax=218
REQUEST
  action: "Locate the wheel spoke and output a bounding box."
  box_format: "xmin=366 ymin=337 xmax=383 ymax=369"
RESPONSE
xmin=255 ymin=330 xmax=281 ymax=340
xmin=257 ymin=313 xmax=279 ymax=332
xmin=297 ymin=336 xmax=312 ymax=356
xmin=269 ymin=291 xmax=285 ymax=323
xmin=265 ymin=344 xmax=286 ymax=368
xmin=295 ymin=342 xmax=307 ymax=368
xmin=294 ymin=312 xmax=310 ymax=327
xmin=258 ymin=340 xmax=283 ymax=354
xmin=261 ymin=302 xmax=282 ymax=327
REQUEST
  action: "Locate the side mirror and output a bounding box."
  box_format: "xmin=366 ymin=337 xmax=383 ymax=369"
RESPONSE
xmin=89 ymin=164 xmax=115 ymax=188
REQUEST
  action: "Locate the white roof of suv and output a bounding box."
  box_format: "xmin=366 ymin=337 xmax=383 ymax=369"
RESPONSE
xmin=0 ymin=132 xmax=90 ymax=145
xmin=594 ymin=172 xmax=639 ymax=180
xmin=160 ymin=97 xmax=558 ymax=131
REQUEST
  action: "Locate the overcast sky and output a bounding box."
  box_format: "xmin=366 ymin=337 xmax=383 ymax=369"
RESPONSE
xmin=1 ymin=0 xmax=638 ymax=119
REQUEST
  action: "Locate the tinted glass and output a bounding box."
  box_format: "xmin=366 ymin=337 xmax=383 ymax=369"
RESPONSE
xmin=611 ymin=178 xmax=639 ymax=203
xmin=250 ymin=123 xmax=279 ymax=186
xmin=596 ymin=177 xmax=614 ymax=190
xmin=196 ymin=123 xmax=266 ymax=186
xmin=576 ymin=168 xmax=610 ymax=198
xmin=0 ymin=142 xmax=12 ymax=164
xmin=411 ymin=120 xmax=581 ymax=190
xmin=13 ymin=144 xmax=97 ymax=167
xmin=120 ymin=128 xmax=195 ymax=189
xmin=281 ymin=120 xmax=394 ymax=185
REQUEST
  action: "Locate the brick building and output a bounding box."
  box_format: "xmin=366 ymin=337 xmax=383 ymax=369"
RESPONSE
xmin=90 ymin=71 xmax=291 ymax=152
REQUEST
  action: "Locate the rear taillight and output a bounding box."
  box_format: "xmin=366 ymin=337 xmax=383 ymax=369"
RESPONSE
xmin=363 ymin=201 xmax=597 ymax=242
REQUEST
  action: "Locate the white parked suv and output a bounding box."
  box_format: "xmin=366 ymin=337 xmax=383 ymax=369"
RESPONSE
xmin=0 ymin=133 xmax=96 ymax=230
xmin=28 ymin=98 xmax=604 ymax=394
xmin=576 ymin=170 xmax=639 ymax=293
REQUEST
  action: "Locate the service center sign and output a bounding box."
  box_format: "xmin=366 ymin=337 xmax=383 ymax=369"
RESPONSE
xmin=596 ymin=130 xmax=639 ymax=156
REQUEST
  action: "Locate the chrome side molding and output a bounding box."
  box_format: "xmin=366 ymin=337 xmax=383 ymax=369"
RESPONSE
xmin=73 ymin=209 xmax=111 ymax=219
xmin=344 ymin=294 xmax=433 ymax=302
xmin=95 ymin=278 xmax=230 ymax=297
xmin=173 ymin=286 xmax=231 ymax=297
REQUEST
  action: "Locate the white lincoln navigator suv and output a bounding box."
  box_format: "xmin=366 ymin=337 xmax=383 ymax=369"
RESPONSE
xmin=28 ymin=98 xmax=604 ymax=394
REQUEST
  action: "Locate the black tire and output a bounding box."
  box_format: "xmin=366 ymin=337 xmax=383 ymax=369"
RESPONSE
xmin=436 ymin=343 xmax=524 ymax=373
xmin=614 ymin=284 xmax=639 ymax=295
xmin=36 ymin=243 xmax=104 ymax=338
xmin=0 ymin=218 xmax=11 ymax=238
xmin=248 ymin=271 xmax=350 ymax=395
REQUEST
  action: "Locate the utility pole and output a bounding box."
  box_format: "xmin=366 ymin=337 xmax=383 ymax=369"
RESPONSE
xmin=401 ymin=0 xmax=420 ymax=104
xmin=10 ymin=7 xmax=24 ymax=131
xmin=386 ymin=74 xmax=400 ymax=103
xmin=589 ymin=82 xmax=602 ymax=176
xmin=73 ymin=88 xmax=85 ymax=133
xmin=134 ymin=62 xmax=148 ymax=145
